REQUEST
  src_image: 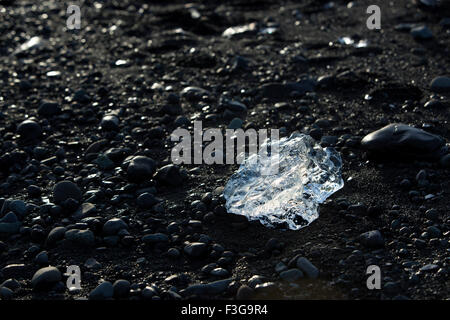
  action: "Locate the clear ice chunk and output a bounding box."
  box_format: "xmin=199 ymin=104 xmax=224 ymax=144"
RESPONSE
xmin=223 ymin=132 xmax=344 ymax=230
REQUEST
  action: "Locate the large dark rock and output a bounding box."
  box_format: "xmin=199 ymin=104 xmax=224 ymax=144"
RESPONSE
xmin=279 ymin=269 xmax=304 ymax=281
xmin=127 ymin=156 xmax=156 ymax=183
xmin=31 ymin=266 xmax=62 ymax=290
xmin=52 ymin=181 xmax=82 ymax=204
xmin=184 ymin=242 xmax=208 ymax=257
xmin=181 ymin=279 xmax=232 ymax=297
xmin=100 ymin=115 xmax=119 ymax=131
xmin=142 ymin=233 xmax=169 ymax=244
xmin=89 ymin=281 xmax=113 ymax=300
xmin=64 ymin=229 xmax=95 ymax=246
xmin=38 ymin=100 xmax=60 ymax=116
xmin=430 ymin=76 xmax=450 ymax=93
xmin=103 ymin=218 xmax=128 ymax=235
xmin=17 ymin=119 xmax=42 ymax=140
xmin=85 ymin=139 xmax=108 ymax=155
xmin=137 ymin=192 xmax=159 ymax=209
xmin=359 ymin=230 xmax=384 ymax=248
xmin=361 ymin=123 xmax=445 ymax=159
xmin=0 ymin=212 xmax=21 ymax=234
xmin=236 ymin=285 xmax=254 ymax=300
xmin=154 ymin=164 xmax=183 ymax=186
xmin=113 ymin=279 xmax=130 ymax=298
xmin=46 ymin=226 xmax=67 ymax=245
xmin=296 ymin=257 xmax=319 ymax=279
xmin=0 ymin=222 xmax=21 ymax=234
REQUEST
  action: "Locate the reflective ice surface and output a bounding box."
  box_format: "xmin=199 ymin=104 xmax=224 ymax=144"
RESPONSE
xmin=223 ymin=132 xmax=344 ymax=230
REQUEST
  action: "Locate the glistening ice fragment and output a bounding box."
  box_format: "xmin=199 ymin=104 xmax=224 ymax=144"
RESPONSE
xmin=223 ymin=132 xmax=344 ymax=230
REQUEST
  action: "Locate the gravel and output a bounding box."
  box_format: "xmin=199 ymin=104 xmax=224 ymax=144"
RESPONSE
xmin=0 ymin=0 xmax=448 ymax=302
